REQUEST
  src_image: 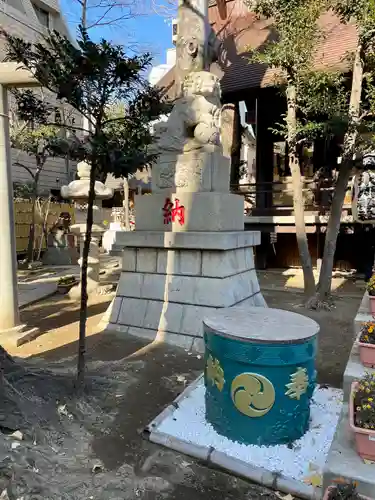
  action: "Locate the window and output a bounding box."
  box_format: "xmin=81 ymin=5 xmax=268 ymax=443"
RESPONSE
xmin=33 ymin=4 xmax=49 ymax=28
xmin=7 ymin=0 xmax=27 ymax=14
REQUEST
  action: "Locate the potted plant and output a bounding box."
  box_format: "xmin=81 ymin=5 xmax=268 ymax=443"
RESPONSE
xmin=357 ymin=322 xmax=375 ymax=368
xmin=367 ymin=274 xmax=375 ymax=315
xmin=350 ymin=374 xmax=375 ymax=461
xmin=323 ymin=480 xmax=368 ymax=500
xmin=57 ymin=275 xmax=77 ymax=294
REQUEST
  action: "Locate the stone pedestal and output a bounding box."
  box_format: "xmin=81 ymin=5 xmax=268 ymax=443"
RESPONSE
xmin=107 ymin=70 xmax=266 ymax=348
xmin=107 ymin=231 xmax=266 ymax=350
xmin=135 ymin=192 xmax=244 ymax=232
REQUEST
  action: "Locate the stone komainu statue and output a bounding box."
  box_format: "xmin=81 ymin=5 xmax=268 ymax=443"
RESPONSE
xmin=154 ymin=71 xmax=222 ymax=153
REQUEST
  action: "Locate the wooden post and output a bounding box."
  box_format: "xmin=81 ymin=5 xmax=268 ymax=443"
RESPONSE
xmin=255 ymin=95 xmax=274 ymax=210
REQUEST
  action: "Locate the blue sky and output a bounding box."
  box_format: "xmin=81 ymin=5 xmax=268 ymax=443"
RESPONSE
xmin=59 ymin=0 xmax=174 ymax=66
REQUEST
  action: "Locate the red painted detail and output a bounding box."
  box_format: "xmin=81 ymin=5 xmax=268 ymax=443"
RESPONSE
xmin=163 ymin=198 xmax=185 ymax=226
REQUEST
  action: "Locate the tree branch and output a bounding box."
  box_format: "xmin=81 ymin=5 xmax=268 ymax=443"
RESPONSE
xmin=13 ymin=162 xmax=36 ymax=180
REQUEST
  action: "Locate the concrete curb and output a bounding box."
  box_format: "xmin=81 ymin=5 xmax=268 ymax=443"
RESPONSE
xmin=145 ymin=375 xmax=204 ymax=434
xmin=145 ymin=375 xmax=323 ymax=500
xmin=19 ymin=283 xmax=58 ymax=310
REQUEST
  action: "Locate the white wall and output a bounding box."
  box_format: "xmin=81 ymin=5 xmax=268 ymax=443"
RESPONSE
xmin=0 ymin=0 xmax=79 ymax=193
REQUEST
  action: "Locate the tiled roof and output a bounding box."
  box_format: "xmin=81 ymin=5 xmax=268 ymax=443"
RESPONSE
xmin=158 ymin=2 xmax=358 ymax=98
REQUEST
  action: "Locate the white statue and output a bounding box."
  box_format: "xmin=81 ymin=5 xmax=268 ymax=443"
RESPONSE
xmin=154 ymin=71 xmax=222 ymax=153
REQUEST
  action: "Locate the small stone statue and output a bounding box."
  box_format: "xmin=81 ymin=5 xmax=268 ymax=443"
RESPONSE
xmin=43 ymin=212 xmax=78 ymax=265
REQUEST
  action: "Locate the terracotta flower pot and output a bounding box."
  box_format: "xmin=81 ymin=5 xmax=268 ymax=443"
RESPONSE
xmin=350 ymin=383 xmax=375 ymax=461
xmin=369 ymin=295 xmax=375 ymax=315
xmin=323 ymin=486 xmax=372 ymax=500
xmin=357 ymin=334 xmax=375 ymax=368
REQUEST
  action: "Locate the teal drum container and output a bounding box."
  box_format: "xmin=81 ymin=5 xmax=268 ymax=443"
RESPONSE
xmin=203 ymin=307 xmax=319 ymax=446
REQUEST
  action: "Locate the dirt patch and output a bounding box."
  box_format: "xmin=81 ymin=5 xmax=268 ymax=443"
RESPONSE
xmin=263 ymin=290 xmax=361 ymax=387
xmin=0 ymin=288 xmax=361 ymax=499
xmin=0 ymin=333 xmax=280 ymax=500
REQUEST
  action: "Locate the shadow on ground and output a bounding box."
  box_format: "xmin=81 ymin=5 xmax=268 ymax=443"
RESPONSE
xmin=14 ymin=295 xmax=280 ymax=499
xmin=9 ymin=285 xmax=361 ymax=499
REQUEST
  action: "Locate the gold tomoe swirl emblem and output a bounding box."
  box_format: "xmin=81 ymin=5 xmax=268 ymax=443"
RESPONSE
xmin=231 ymin=373 xmax=275 ymax=418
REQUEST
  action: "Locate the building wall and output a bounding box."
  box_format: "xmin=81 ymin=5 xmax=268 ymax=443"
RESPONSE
xmin=0 ymin=0 xmax=79 ymax=194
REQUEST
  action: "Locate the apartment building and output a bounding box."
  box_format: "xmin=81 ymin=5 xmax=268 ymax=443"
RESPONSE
xmin=0 ymin=0 xmax=80 ymax=196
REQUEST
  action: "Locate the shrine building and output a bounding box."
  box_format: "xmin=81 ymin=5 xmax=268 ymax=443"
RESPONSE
xmin=157 ymin=0 xmax=365 ymax=272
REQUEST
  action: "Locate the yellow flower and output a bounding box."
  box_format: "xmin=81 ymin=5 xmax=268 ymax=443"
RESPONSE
xmin=368 ymin=326 xmax=374 ymax=333
xmin=369 ymin=398 xmax=374 ymax=402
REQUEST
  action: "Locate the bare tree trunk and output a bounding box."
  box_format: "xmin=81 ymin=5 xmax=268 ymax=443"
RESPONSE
xmin=287 ymin=83 xmax=315 ymax=297
xmin=26 ymin=170 xmax=40 ymax=264
xmin=37 ymin=196 xmax=51 ymax=261
xmin=26 ymin=196 xmax=36 ymax=264
xmin=313 ymin=43 xmax=364 ymax=305
xmin=76 ymin=165 xmax=95 ymax=392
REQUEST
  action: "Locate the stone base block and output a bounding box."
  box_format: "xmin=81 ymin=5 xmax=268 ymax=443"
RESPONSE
xmin=354 ymin=292 xmax=372 ymax=337
xmin=323 ymin=404 xmax=375 ymax=498
xmin=343 ymin=342 xmax=375 ymax=402
xmin=135 ymin=192 xmax=244 ymax=232
xmin=106 ymin=231 xmax=266 ymax=349
xmin=152 ymin=149 xmax=230 ymax=194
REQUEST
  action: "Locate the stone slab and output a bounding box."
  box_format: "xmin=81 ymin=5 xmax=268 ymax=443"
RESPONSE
xmin=134 ymin=192 xmax=244 ymax=232
xmin=19 ymin=282 xmax=57 ymax=309
xmin=358 ymin=291 xmax=371 ymax=315
xmin=343 ymin=341 xmax=375 ymax=402
xmin=116 ymin=269 xmax=261 ymax=308
xmin=323 ymin=404 xmax=375 ymax=498
xmin=0 ymin=324 xmax=40 ymax=347
xmin=203 ymin=306 xmax=319 ymax=344
xmin=111 ymin=230 xmax=260 ymax=253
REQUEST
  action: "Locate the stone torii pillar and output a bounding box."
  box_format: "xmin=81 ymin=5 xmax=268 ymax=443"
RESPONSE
xmin=0 ymin=63 xmax=39 ymax=344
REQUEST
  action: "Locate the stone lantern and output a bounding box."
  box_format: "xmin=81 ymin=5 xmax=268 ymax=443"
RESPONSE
xmin=61 ymin=161 xmax=113 ymax=298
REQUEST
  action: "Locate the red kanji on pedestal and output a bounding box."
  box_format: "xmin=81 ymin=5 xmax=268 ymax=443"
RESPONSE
xmin=162 ymin=198 xmax=174 ymax=224
xmin=162 ymin=198 xmax=185 ymax=226
xmin=171 ymin=198 xmax=185 ymax=226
